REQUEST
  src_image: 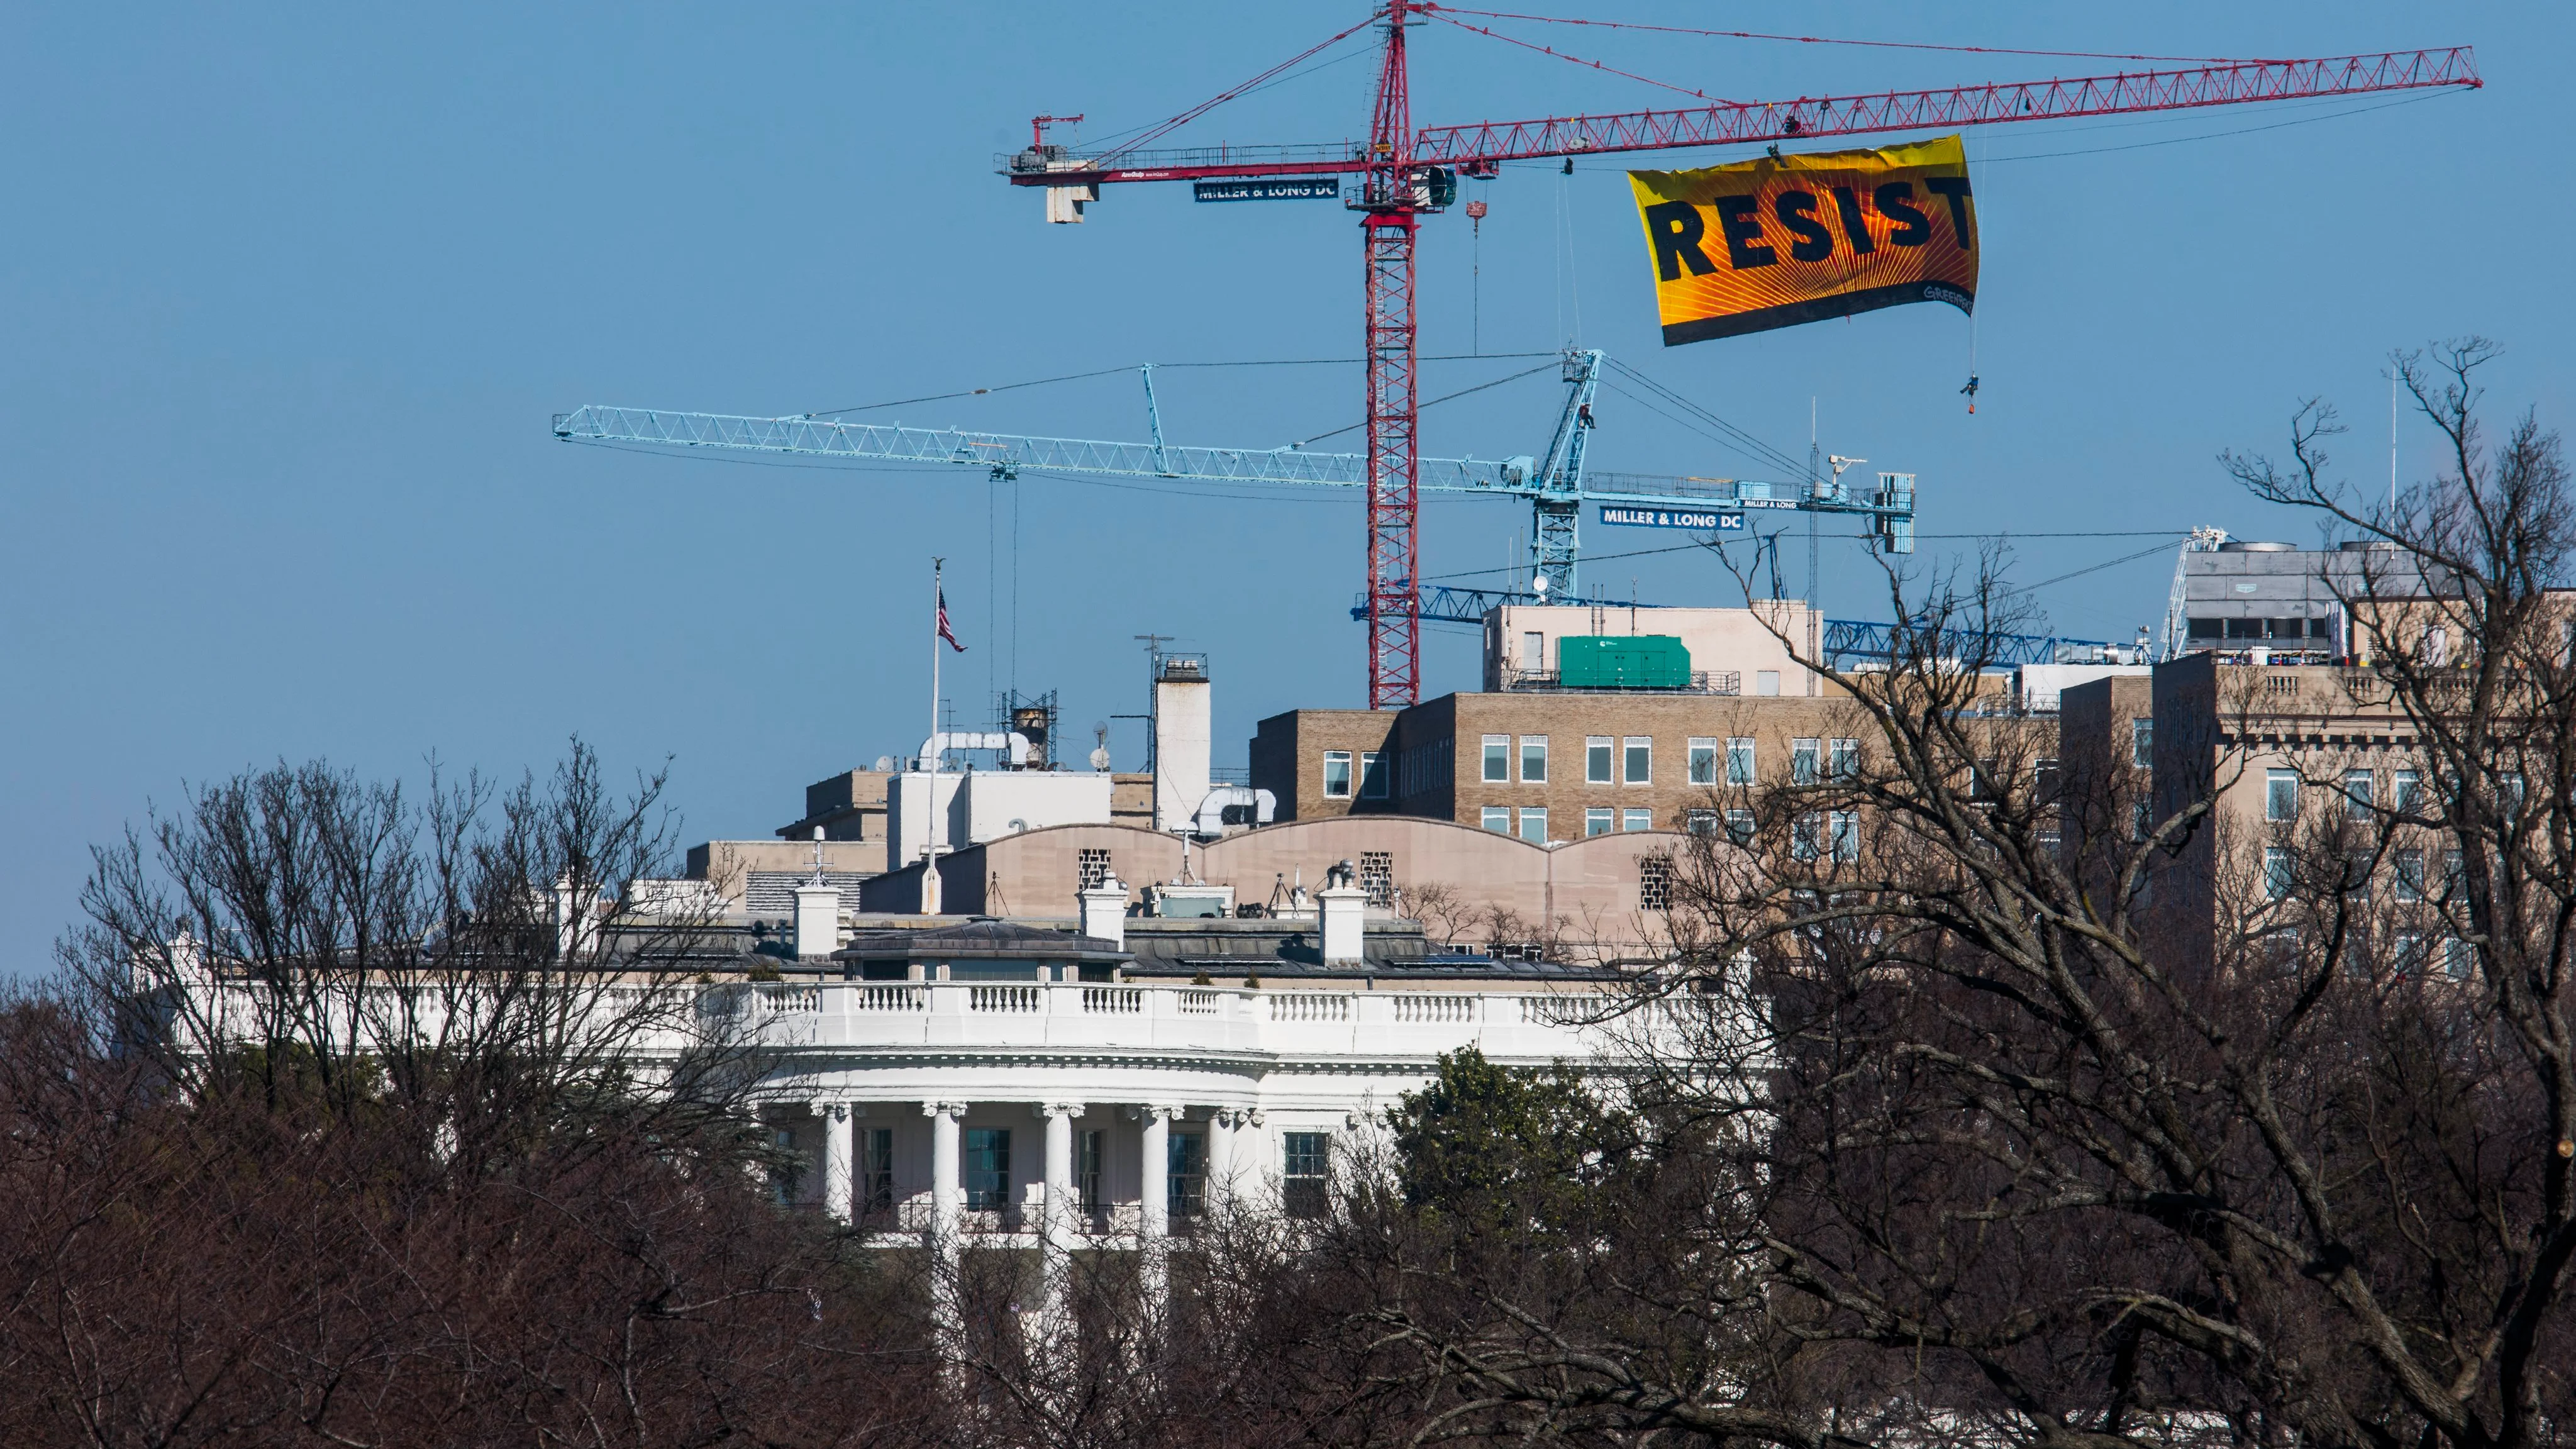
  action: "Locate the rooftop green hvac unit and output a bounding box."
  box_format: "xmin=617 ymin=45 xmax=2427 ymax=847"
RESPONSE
xmin=1557 ymin=635 xmax=1692 ymax=689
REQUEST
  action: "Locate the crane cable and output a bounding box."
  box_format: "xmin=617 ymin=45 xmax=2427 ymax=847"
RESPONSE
xmin=1413 ymin=7 xmax=2269 ymax=66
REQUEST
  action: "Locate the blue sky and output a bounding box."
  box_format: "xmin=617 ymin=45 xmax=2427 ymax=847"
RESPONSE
xmin=2 ymin=3 xmax=2565 ymax=970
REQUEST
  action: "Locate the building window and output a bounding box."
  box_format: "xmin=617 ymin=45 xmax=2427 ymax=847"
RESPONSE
xmin=1688 ymin=737 xmax=1719 ymax=784
xmin=2444 ymin=849 xmax=2464 ymax=901
xmin=2394 ymin=848 xmax=2424 ymax=902
xmin=1585 ymin=807 xmax=1613 ymax=837
xmin=1829 ymin=738 xmax=1860 ymax=781
xmin=1076 ymin=847 xmax=1114 ymax=892
xmin=1726 ymin=808 xmax=1755 ymax=845
xmin=1726 ymin=738 xmax=1756 ymax=786
xmin=1757 ymin=670 xmax=1781 ymax=696
xmin=1517 ymin=808 xmax=1548 ymax=844
xmin=863 ymin=1127 xmax=894 ymax=1215
xmin=1481 ymin=806 xmax=1511 ymax=833
xmin=2343 ymin=768 xmax=2372 ymax=815
xmin=2133 ymin=801 xmax=2153 ymax=841
xmin=2131 ymin=718 xmax=2153 ymax=769
xmin=1358 ymin=850 xmax=1396 ymax=909
xmin=2263 ymin=847 xmax=2292 ymax=899
xmin=964 ymin=1128 xmax=1011 ymax=1212
xmin=2391 ymin=931 xmax=2423 ymax=975
xmin=1360 ymin=751 xmax=1388 ymax=799
xmin=2343 ymin=852 xmax=2372 ymax=897
xmin=1623 ymin=808 xmax=1653 ymax=832
xmin=2380 ymin=928 xmax=2421 ymax=974
xmin=1323 ymin=751 xmax=1353 ymax=799
xmin=1520 ymin=736 xmax=1548 ymax=784
xmin=2443 ymin=938 xmax=2473 ymax=981
xmin=1830 ymin=811 xmax=1858 ymax=862
xmin=1482 ymin=735 xmax=1509 ymax=783
xmin=1638 ymin=856 xmax=1673 ymax=912
xmin=2265 ymin=769 xmax=2299 ymax=822
xmin=2500 ymin=772 xmax=2526 ymax=826
xmin=1623 ymin=736 xmax=1652 ymax=784
xmin=1168 ymin=1131 xmax=1206 ymax=1220
xmin=2391 ymin=769 xmax=2420 ymax=816
xmin=1791 ymin=738 xmax=1819 ymax=785
xmin=1792 ymin=814 xmax=1821 ymax=862
xmin=1283 ymin=1132 xmax=1330 ymax=1219
xmin=1686 ymin=809 xmax=1719 ymax=836
xmin=1587 ymin=736 xmax=1613 ymax=784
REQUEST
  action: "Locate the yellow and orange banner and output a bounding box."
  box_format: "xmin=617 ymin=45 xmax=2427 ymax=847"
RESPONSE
xmin=1628 ymin=135 xmax=1976 ymax=345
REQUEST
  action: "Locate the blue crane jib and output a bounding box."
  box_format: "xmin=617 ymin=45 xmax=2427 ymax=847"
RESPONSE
xmin=550 ymin=349 xmax=1918 ymax=596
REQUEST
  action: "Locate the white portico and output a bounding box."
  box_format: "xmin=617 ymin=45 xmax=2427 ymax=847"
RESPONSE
xmin=758 ymin=901 xmax=1624 ymax=1258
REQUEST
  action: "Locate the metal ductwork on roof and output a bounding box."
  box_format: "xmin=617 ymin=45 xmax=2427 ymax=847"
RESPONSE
xmin=1192 ymin=786 xmax=1275 ymax=838
xmin=917 ymin=732 xmax=1034 ymax=768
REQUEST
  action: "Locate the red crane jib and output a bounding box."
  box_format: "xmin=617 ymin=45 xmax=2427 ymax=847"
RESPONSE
xmin=1004 ymin=31 xmax=2476 ymax=711
xmin=1007 ymin=49 xmax=2478 ymax=186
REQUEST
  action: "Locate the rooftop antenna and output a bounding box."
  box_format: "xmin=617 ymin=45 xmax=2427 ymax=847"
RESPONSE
xmin=2388 ymin=367 xmax=2399 ymax=517
xmin=1807 ymin=400 xmax=1822 ymax=613
xmin=1133 ymin=633 xmax=1174 ymax=772
xmin=1089 ymin=721 xmax=1112 ymax=772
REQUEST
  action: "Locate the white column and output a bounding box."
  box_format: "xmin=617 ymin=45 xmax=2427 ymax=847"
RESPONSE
xmin=1139 ymin=1107 xmax=1171 ymax=1241
xmin=1208 ymin=1108 xmax=1237 ymax=1214
xmin=1137 ymin=1104 xmax=1177 ymax=1319
xmin=1036 ymin=1102 xmax=1084 ymax=1370
xmin=1042 ymin=1104 xmax=1081 ymax=1248
xmin=924 ymin=1101 xmax=965 ymax=1360
xmin=818 ymin=1102 xmax=853 ymax=1223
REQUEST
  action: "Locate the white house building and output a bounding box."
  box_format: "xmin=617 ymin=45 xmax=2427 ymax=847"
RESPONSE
xmin=760 ymin=871 xmax=1626 ymax=1254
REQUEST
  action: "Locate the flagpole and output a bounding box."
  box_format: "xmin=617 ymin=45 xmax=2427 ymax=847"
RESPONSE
xmin=926 ymin=557 xmax=943 ymax=914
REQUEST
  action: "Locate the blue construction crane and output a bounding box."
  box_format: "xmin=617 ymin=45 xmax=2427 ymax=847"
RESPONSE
xmin=551 ymin=349 xmax=1916 ymax=603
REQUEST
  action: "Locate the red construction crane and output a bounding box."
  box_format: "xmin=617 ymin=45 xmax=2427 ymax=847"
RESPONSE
xmin=1002 ymin=6 xmax=2479 ymax=708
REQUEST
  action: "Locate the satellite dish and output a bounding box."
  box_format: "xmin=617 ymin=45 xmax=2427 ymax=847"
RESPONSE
xmin=1531 ymin=576 xmax=1550 ymax=596
xmin=873 ymin=755 xmax=894 ymax=773
xmin=1089 ymin=747 xmax=1113 ymax=771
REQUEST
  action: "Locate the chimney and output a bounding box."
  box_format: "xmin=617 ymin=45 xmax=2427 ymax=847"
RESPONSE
xmin=1152 ymin=655 xmax=1212 ymax=833
xmin=1317 ymin=858 xmax=1365 ymax=966
xmin=1079 ymin=874 xmax=1128 ymax=949
xmin=794 ymin=828 xmax=841 ymax=958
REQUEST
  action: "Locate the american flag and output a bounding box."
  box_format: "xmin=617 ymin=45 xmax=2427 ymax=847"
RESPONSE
xmin=936 ymin=587 xmax=966 ymax=652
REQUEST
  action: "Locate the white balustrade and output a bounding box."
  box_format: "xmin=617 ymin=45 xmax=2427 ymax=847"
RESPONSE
xmin=1082 ymin=986 xmax=1143 ymax=1014
xmin=969 ymin=984 xmax=1041 ymax=1013
xmin=1176 ymin=989 xmax=1219 ymax=1015
xmin=1390 ymin=994 xmax=1475 ymax=1024
xmin=758 ymin=984 xmax=822 ymax=1014
xmin=1267 ymin=992 xmax=1352 ymax=1023
xmin=855 ymin=984 xmax=925 ymax=1012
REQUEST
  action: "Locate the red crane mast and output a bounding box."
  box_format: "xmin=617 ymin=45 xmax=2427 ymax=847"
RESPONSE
xmin=1002 ymin=8 xmax=2478 ymax=709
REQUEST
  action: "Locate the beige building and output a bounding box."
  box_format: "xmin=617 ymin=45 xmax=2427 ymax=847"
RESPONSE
xmin=858 ymin=814 xmax=1687 ymax=963
xmin=1480 ymin=601 xmax=1824 ymax=696
xmin=1256 ymin=689 xmax=1901 ymax=844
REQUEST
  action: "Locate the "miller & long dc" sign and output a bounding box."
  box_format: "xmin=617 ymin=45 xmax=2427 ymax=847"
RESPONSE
xmin=1599 ymin=504 xmax=1747 ymax=531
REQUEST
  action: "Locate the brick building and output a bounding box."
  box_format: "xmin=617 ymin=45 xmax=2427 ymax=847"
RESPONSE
xmin=1255 ymin=690 xmax=1899 ymax=843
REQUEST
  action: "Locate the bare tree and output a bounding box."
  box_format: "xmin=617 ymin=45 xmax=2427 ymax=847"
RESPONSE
xmin=1265 ymin=342 xmax=2574 ymax=1449
xmin=61 ymin=741 xmax=777 ymax=1172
